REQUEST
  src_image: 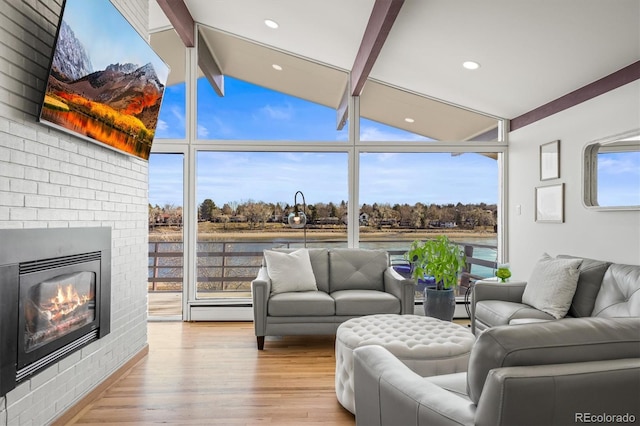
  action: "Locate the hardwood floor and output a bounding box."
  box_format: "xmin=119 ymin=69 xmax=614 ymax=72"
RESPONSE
xmin=63 ymin=322 xmax=355 ymax=425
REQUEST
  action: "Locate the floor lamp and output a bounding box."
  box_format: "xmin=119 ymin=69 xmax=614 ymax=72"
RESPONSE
xmin=287 ymin=191 xmax=307 ymax=248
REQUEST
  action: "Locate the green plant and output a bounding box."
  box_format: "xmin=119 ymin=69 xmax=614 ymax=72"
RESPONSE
xmin=496 ymin=263 xmax=512 ymax=282
xmin=405 ymin=235 xmax=466 ymax=290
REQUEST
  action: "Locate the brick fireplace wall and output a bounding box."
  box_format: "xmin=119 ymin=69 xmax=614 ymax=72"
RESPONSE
xmin=0 ymin=0 xmax=150 ymax=424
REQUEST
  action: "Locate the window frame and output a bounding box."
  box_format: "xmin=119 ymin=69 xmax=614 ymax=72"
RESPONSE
xmin=149 ymin=47 xmax=509 ymax=320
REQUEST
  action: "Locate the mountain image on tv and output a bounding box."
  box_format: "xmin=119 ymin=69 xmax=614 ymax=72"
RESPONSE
xmin=40 ymin=0 xmax=169 ymax=161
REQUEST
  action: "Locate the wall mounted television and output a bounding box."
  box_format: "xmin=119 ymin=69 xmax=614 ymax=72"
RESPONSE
xmin=38 ymin=0 xmax=170 ymax=161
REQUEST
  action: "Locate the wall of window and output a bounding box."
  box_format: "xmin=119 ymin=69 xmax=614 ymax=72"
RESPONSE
xmin=148 ymin=44 xmax=507 ymax=320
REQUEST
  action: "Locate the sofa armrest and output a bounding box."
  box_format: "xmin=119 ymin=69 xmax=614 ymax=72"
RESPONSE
xmin=251 ymin=267 xmax=271 ymax=336
xmin=472 ymin=280 xmax=527 ymax=303
xmin=354 ymin=345 xmax=475 ymax=426
xmin=383 ymin=267 xmax=415 ymax=314
xmin=471 ymin=281 xmax=527 ymax=331
xmin=476 ymin=359 xmax=640 ymax=426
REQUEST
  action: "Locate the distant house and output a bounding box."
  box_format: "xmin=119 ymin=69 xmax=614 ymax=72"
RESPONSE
xmin=359 ymin=212 xmax=369 ymax=226
xmin=378 ymin=219 xmax=398 ymax=227
xmin=315 ymin=217 xmax=341 ymax=225
xmin=399 ymin=218 xmax=413 ymax=228
xmin=268 ymin=214 xmax=283 ymax=223
xmin=428 ymin=220 xmax=457 ymax=229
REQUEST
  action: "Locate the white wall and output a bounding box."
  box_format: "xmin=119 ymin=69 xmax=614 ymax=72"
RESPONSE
xmin=508 ymin=80 xmax=640 ymax=278
xmin=0 ymin=0 xmax=149 ymax=424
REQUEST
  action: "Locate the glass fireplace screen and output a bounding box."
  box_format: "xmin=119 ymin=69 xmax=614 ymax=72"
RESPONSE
xmin=23 ymin=271 xmax=96 ymax=353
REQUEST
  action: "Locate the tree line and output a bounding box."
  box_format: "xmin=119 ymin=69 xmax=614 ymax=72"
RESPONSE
xmin=149 ymin=200 xmax=497 ymax=231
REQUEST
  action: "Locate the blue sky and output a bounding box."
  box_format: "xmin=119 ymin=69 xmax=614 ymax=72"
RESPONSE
xmin=150 ymin=76 xmax=640 ymax=209
xmin=62 ymin=0 xmax=169 ymax=83
xmin=156 ymin=77 xmax=432 ymax=142
xmin=150 ymin=76 xmax=640 ymax=210
xmin=149 ymin=150 xmax=498 ymax=208
xmin=598 ymin=152 xmax=640 ymax=206
xmin=150 ymin=77 xmax=499 ymax=208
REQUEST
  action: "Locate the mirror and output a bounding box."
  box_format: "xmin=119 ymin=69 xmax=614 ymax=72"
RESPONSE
xmin=583 ymin=129 xmax=640 ymax=210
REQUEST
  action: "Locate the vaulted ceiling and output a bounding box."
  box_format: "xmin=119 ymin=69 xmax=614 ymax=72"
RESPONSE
xmin=148 ymin=0 xmax=640 ymax=141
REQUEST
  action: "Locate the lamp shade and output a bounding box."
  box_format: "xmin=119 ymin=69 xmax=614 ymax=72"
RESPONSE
xmin=288 ymin=211 xmax=307 ymax=229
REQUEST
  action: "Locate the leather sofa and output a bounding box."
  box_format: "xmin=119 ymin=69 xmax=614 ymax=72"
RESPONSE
xmin=251 ymin=248 xmax=415 ymax=350
xmin=471 ymin=256 xmax=639 ymax=334
xmin=353 ymin=316 xmax=640 ymax=426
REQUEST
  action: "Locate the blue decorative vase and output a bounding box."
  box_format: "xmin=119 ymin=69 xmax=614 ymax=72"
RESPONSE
xmin=423 ymin=288 xmax=456 ymax=321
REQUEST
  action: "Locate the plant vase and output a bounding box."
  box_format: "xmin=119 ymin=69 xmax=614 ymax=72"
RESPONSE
xmin=423 ymin=287 xmax=455 ymax=321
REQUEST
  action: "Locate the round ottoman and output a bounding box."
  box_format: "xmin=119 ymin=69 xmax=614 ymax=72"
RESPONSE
xmin=335 ymin=314 xmax=475 ymax=414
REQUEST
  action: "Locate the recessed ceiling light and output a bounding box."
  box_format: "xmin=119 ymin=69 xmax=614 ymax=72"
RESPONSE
xmin=272 ymin=64 xmax=283 ymax=71
xmin=264 ymin=19 xmax=279 ymax=29
xmin=404 ymin=117 xmax=415 ymax=123
xmin=463 ymin=61 xmax=480 ymax=70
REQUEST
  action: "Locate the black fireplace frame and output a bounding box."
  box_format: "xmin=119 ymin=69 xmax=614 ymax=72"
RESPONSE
xmin=0 ymin=227 xmax=111 ymax=397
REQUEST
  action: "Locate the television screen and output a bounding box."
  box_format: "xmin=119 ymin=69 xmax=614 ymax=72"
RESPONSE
xmin=39 ymin=0 xmax=170 ymax=161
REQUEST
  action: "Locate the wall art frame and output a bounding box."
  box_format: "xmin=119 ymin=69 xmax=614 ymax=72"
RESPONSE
xmin=535 ymin=183 xmax=564 ymax=223
xmin=540 ymin=139 xmax=560 ymax=180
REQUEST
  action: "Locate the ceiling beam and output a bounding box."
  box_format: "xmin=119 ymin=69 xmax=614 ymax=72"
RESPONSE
xmin=336 ymin=86 xmax=349 ymax=131
xmin=338 ymin=0 xmax=404 ymax=129
xmin=156 ymin=0 xmax=195 ymax=47
xmin=198 ymin=31 xmax=224 ymax=97
xmin=510 ymin=60 xmax=640 ymax=131
xmin=156 ymin=0 xmax=224 ymax=96
xmin=350 ymin=0 xmax=404 ymax=96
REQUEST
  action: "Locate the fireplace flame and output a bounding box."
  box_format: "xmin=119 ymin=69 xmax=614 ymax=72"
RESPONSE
xmin=49 ymin=284 xmax=90 ymax=319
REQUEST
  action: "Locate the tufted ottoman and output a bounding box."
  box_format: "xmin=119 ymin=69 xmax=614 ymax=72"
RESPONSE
xmin=335 ymin=314 xmax=475 ymax=414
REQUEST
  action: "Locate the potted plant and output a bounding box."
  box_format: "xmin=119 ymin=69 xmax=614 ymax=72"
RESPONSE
xmin=405 ymin=235 xmax=466 ymax=321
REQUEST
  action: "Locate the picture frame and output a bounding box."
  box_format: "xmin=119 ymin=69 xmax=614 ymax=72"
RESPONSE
xmin=540 ymin=140 xmax=560 ymax=180
xmin=536 ymin=183 xmax=564 ymax=223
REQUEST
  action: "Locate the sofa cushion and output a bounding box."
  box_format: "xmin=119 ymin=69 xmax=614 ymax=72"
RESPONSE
xmin=264 ymin=248 xmax=318 ymax=295
xmin=329 ymin=248 xmax=388 ymax=292
xmin=557 ymin=255 xmax=612 ymax=317
xmin=466 ymin=317 xmax=640 ymax=404
xmin=521 ymin=254 xmax=582 ymax=319
xmin=268 ymin=291 xmax=335 ymax=316
xmin=331 ymin=290 xmax=400 ymax=316
xmin=474 ymin=300 xmax=555 ymax=328
xmin=272 ymin=248 xmax=330 ymax=293
xmin=591 ymin=263 xmax=640 ymax=317
xmin=307 ymin=248 xmax=330 ymax=293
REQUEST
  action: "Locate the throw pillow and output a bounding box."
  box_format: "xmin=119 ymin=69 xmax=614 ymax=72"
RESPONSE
xmin=264 ymin=248 xmax=318 ymax=295
xmin=522 ymin=253 xmax=582 ymax=319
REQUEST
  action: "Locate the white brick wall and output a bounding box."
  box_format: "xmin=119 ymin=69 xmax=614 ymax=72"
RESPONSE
xmin=0 ymin=0 xmax=150 ymax=424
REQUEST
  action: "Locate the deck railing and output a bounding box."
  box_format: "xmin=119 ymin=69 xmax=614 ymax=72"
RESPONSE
xmin=148 ymin=240 xmax=498 ymax=297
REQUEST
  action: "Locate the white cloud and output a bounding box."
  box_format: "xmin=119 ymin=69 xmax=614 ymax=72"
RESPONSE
xmin=197 ymin=125 xmax=210 ymax=138
xmin=171 ymin=106 xmax=185 ymax=125
xmin=598 ymin=154 xmax=640 ymax=175
xmin=258 ymin=103 xmax=294 ymax=120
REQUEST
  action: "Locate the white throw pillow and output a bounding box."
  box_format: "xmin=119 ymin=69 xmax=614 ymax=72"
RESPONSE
xmin=264 ymin=248 xmax=318 ymax=295
xmin=522 ymin=253 xmax=582 ymax=319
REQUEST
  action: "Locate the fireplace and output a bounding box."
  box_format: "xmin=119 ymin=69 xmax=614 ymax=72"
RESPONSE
xmin=0 ymin=227 xmax=111 ymax=397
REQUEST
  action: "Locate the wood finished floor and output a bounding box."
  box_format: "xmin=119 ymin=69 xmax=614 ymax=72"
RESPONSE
xmin=64 ymin=321 xmax=355 ymax=425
